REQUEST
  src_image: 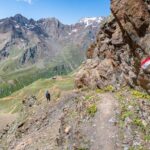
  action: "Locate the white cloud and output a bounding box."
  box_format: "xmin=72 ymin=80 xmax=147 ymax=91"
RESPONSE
xmin=16 ymin=0 xmax=32 ymax=4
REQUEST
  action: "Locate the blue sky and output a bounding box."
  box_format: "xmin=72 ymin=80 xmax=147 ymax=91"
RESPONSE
xmin=0 ymin=0 xmax=110 ymax=24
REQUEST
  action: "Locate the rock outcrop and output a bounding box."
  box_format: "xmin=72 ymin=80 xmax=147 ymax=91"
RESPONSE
xmin=75 ymin=0 xmax=150 ymax=92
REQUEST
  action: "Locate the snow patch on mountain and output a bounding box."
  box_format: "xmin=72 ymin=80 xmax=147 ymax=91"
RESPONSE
xmin=79 ymin=17 xmax=103 ymax=27
xmin=72 ymin=29 xmax=78 ymax=33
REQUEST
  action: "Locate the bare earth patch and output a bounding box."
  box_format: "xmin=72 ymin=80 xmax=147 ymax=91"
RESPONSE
xmin=0 ymin=113 xmax=17 ymax=131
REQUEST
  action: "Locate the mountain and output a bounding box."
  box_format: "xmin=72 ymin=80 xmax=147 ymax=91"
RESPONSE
xmin=0 ymin=14 xmax=103 ymax=97
xmin=0 ymin=14 xmax=102 ymax=65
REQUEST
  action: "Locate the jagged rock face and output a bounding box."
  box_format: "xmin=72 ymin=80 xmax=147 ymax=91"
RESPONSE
xmin=111 ymin=0 xmax=150 ymax=52
xmin=111 ymin=0 xmax=150 ymax=92
xmin=75 ymin=0 xmax=150 ymax=92
xmin=20 ymin=46 xmax=38 ymax=64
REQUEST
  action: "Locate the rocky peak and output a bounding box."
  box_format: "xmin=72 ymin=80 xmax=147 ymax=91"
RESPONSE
xmin=38 ymin=17 xmax=65 ymax=31
xmin=38 ymin=17 xmax=61 ymax=25
xmin=12 ymin=14 xmax=30 ymax=26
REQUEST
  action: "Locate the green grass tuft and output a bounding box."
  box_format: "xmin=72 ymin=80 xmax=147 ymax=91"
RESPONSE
xmin=104 ymin=85 xmax=115 ymax=92
xmin=87 ymin=104 xmax=97 ymax=117
xmin=131 ymin=90 xmax=150 ymax=100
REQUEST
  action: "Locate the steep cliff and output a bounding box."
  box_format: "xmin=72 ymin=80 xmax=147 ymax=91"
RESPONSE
xmin=75 ymin=0 xmax=150 ymax=93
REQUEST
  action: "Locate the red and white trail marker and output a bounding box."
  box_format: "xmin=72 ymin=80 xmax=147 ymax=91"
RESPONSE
xmin=141 ymin=57 xmax=150 ymax=69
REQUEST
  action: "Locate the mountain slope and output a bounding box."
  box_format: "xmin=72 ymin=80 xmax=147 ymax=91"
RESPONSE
xmin=0 ymin=15 xmax=103 ymax=98
xmin=0 ymin=14 xmax=102 ymax=66
xmin=0 ymin=75 xmax=121 ymax=150
xmin=0 ymin=75 xmax=149 ymax=149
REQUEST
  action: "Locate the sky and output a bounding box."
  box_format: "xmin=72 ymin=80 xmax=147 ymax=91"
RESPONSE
xmin=0 ymin=0 xmax=110 ymax=24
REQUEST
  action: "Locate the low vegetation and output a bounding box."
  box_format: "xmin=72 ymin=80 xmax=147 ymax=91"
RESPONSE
xmin=131 ymin=90 xmax=150 ymax=100
xmin=0 ymin=76 xmax=74 ymax=113
xmin=116 ymin=88 xmax=150 ymax=149
xmin=96 ymin=85 xmax=115 ymax=94
xmin=0 ymin=59 xmax=72 ymax=98
xmin=87 ymin=104 xmax=97 ymax=117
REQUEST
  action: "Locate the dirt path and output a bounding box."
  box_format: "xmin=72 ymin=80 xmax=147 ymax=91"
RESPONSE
xmin=91 ymin=93 xmax=121 ymax=150
xmin=0 ymin=113 xmax=17 ymax=131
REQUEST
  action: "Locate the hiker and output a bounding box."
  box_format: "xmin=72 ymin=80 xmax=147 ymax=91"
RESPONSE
xmin=45 ymin=90 xmax=51 ymax=102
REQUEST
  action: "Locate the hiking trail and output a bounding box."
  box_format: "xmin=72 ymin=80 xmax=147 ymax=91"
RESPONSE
xmin=91 ymin=93 xmax=121 ymax=150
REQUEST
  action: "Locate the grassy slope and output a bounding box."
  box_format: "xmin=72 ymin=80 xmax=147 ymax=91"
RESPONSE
xmin=0 ymin=60 xmax=72 ymax=98
xmin=0 ymin=75 xmax=74 ymax=113
xmin=0 ymin=43 xmax=86 ymax=98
